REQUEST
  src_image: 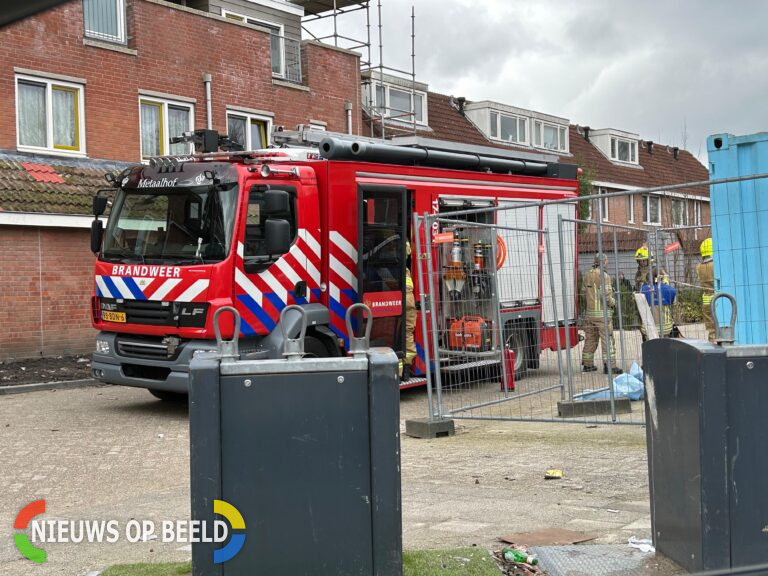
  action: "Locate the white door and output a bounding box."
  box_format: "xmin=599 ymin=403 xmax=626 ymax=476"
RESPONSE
xmin=496 ymin=201 xmax=540 ymax=307
xmin=541 ymin=202 xmax=577 ymax=323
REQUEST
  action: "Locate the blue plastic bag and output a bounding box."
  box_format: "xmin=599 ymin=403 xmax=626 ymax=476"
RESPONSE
xmin=578 ymin=361 xmax=644 ymax=401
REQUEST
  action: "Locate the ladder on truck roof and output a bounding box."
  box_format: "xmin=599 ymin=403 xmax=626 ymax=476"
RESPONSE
xmin=274 ymin=127 xmax=578 ymax=178
xmin=141 ymin=127 xmax=578 ymax=178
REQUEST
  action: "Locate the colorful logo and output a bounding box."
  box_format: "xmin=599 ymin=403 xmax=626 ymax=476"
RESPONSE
xmin=12 ymin=499 xmax=243 ymax=565
xmin=14 ymin=500 xmax=46 ymax=563
xmin=213 ymin=500 xmax=245 ymax=564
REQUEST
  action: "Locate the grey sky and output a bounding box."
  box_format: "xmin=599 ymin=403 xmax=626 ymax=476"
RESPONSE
xmin=304 ymin=0 xmax=768 ymax=161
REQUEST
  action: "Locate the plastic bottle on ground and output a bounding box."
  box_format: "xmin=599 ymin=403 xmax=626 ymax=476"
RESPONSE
xmin=502 ymin=547 xmax=539 ymax=565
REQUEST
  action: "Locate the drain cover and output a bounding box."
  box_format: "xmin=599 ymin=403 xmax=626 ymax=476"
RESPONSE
xmin=531 ymin=545 xmax=685 ymax=576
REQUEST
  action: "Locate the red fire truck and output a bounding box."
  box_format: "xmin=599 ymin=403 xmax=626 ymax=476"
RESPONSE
xmin=90 ymin=130 xmax=579 ymax=399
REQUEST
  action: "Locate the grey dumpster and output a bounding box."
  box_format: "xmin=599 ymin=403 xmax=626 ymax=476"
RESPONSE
xmin=189 ymin=305 xmax=402 ymax=576
xmin=643 ymin=337 xmax=768 ymax=572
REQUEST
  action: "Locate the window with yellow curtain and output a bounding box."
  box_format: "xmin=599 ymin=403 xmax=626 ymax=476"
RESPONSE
xmin=139 ymin=97 xmax=193 ymax=158
xmin=16 ymin=76 xmax=84 ymax=153
xmin=226 ymin=112 xmax=270 ymax=151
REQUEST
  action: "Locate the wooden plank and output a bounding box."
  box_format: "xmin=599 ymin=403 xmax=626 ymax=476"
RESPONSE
xmin=634 ymin=293 xmax=659 ymax=340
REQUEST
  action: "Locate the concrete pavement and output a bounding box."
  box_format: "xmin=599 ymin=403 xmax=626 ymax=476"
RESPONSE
xmin=0 ymin=384 xmax=657 ymax=575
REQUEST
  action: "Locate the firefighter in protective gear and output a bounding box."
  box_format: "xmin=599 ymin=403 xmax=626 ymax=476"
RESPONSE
xmin=402 ymin=240 xmax=417 ymax=381
xmin=582 ymin=253 xmax=621 ymax=374
xmin=634 ymin=243 xmax=652 ymax=291
xmin=696 ymin=238 xmax=715 ymax=342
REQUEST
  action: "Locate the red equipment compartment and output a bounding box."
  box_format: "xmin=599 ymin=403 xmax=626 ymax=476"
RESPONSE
xmin=448 ymin=316 xmax=492 ymax=352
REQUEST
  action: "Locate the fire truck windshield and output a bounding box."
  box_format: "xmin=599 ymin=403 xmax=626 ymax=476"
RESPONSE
xmin=101 ymin=184 xmax=238 ymax=264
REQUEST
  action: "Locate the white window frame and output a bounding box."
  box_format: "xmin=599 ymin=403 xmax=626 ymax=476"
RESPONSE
xmin=222 ymin=10 xmax=285 ymax=78
xmin=533 ymin=119 xmax=568 ymax=152
xmin=83 ymin=0 xmax=126 ymax=44
xmin=15 ymin=74 xmax=86 ymax=157
xmin=627 ymin=194 xmax=634 ymax=224
xmin=226 ymin=110 xmax=273 ymax=151
xmin=368 ymin=82 xmax=428 ymax=126
xmin=489 ymin=110 xmax=528 ymax=145
xmin=694 ymin=200 xmax=702 ymax=227
xmin=598 ymin=187 xmax=609 ymax=222
xmin=643 ymin=194 xmax=661 ymax=226
xmin=610 ymin=136 xmax=638 ymax=165
xmin=138 ymin=96 xmax=194 ymax=159
xmin=671 ymin=198 xmax=689 ymax=227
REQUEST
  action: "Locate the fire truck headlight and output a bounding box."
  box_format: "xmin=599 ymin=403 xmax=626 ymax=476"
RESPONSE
xmin=192 ymin=348 xmax=218 ymax=358
xmin=95 ymin=339 xmax=110 ymax=354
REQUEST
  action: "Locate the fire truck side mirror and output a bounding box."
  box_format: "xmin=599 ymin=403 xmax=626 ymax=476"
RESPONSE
xmin=264 ymin=189 xmax=290 ymax=215
xmin=265 ymin=219 xmax=291 ymax=256
xmin=90 ymin=219 xmax=104 ymax=254
xmin=93 ymin=194 xmax=109 ymax=216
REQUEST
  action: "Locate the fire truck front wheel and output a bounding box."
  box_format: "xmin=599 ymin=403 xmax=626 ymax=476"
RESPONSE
xmin=302 ymin=334 xmax=341 ymax=358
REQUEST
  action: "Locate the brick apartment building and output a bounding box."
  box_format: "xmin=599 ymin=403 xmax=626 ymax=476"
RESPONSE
xmin=0 ymin=2 xmax=711 ymax=361
xmin=361 ymin=75 xmax=710 ymax=277
xmin=0 ymin=0 xmax=361 ymax=360
xmin=362 ymin=74 xmax=709 ymax=231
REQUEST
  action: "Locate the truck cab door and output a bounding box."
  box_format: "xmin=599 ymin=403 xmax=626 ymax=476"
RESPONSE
xmin=357 ymin=184 xmax=408 ymax=353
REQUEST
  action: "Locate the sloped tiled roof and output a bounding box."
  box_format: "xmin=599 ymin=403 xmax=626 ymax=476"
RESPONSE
xmin=569 ymin=127 xmax=708 ymax=196
xmin=579 ymin=227 xmax=707 ymax=255
xmin=579 ymin=229 xmax=648 ymax=253
xmin=21 ymin=162 xmax=66 ymax=184
xmin=362 ymin=92 xmax=538 ymax=156
xmin=0 ymin=151 xmax=133 ymax=215
xmin=363 ymin=92 xmax=708 ymax=198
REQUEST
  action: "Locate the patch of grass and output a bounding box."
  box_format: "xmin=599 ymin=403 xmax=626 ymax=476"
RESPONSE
xmin=404 ymin=547 xmax=500 ymax=575
xmin=102 ymin=549 xmax=500 ymax=576
xmin=101 ymin=562 xmax=191 ymax=576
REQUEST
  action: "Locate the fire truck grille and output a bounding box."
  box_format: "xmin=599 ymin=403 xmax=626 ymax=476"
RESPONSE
xmin=123 ymin=300 xmax=172 ymax=325
xmin=116 ymin=337 xmax=175 ymax=360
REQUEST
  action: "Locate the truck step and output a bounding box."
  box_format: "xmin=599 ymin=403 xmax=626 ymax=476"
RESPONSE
xmin=400 ymin=377 xmax=427 ymax=389
xmin=440 ymin=359 xmax=499 ymax=373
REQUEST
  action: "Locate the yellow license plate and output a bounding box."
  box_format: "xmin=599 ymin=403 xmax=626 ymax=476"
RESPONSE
xmin=102 ymin=311 xmax=126 ymax=323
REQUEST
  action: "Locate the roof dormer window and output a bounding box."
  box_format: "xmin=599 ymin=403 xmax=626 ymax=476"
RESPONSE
xmin=489 ymin=111 xmax=528 ymax=145
xmin=366 ymin=80 xmax=427 ymax=125
xmin=533 ymin=120 xmax=568 ymax=152
xmin=611 ymin=136 xmax=637 ymax=164
xmin=465 ymin=101 xmax=569 ymax=152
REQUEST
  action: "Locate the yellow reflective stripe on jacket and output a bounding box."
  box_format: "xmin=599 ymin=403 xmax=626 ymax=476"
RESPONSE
xmin=702 ymin=293 xmax=712 ymax=304
xmin=584 ymin=267 xmax=614 ymax=317
xmin=405 ymin=269 xmax=414 ymax=290
xmin=662 ymin=306 xmax=673 ymax=333
xmin=651 ymin=305 xmax=674 ymax=334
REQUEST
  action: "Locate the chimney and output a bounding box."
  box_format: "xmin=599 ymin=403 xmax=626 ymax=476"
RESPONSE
xmin=672 ymin=146 xmax=680 ymax=160
xmin=646 ymin=140 xmax=654 ymax=154
xmin=456 ymin=96 xmax=466 ymax=115
xmin=583 ymin=126 xmax=591 ymax=141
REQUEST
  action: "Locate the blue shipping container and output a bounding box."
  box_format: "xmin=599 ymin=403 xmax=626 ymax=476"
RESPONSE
xmin=707 ymin=132 xmax=768 ymax=344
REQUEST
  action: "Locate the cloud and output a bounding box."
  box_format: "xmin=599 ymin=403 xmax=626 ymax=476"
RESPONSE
xmin=303 ymin=0 xmax=768 ymax=159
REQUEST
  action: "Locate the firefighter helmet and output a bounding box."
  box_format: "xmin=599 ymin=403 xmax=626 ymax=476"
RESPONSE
xmin=700 ymin=237 xmax=713 ymax=258
xmin=635 ymin=245 xmax=649 ymax=261
xmin=594 ymin=253 xmax=607 ymax=267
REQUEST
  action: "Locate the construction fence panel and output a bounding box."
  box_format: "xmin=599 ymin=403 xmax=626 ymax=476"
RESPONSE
xmin=657 ymin=224 xmax=714 ymax=340
xmin=413 ymin=209 xmax=607 ymax=425
xmin=420 ymin=213 xmax=565 ymax=423
xmin=415 ymin=197 xmax=718 ymax=425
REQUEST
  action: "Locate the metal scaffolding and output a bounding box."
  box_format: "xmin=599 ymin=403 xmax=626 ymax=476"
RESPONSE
xmin=299 ymin=0 xmax=419 ymax=139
